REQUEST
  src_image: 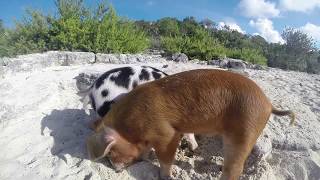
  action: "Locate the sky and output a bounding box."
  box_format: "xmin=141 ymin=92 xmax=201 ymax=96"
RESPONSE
xmin=1 ymin=0 xmax=320 ymax=45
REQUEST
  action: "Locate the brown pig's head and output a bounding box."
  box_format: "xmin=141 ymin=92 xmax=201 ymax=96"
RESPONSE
xmin=86 ymin=126 xmax=143 ymax=172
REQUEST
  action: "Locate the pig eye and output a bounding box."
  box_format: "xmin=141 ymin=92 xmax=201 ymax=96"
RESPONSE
xmin=108 ymin=150 xmax=117 ymax=158
xmin=107 ymin=151 xmax=112 ymax=157
xmin=104 ymin=150 xmax=112 ymax=158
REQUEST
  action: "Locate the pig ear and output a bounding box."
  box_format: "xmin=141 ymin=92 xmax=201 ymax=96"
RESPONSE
xmin=86 ymin=132 xmax=116 ymax=161
xmin=101 ymin=134 xmax=116 ymax=157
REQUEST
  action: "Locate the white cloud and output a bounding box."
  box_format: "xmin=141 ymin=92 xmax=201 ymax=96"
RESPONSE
xmin=280 ymin=0 xmax=320 ymax=12
xmin=238 ymin=0 xmax=280 ymax=18
xmin=249 ymin=18 xmax=285 ymax=43
xmin=218 ymin=21 xmax=246 ymax=34
xmin=300 ymin=23 xmax=320 ymax=41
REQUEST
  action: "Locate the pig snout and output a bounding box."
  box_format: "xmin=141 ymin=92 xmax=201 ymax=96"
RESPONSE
xmin=107 ymin=159 xmax=125 ymax=172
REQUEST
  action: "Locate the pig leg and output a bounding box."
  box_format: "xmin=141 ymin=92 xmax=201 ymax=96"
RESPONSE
xmin=184 ymin=133 xmax=198 ymax=151
xmin=221 ymin=133 xmax=259 ymax=180
xmin=154 ymin=133 xmax=182 ymax=179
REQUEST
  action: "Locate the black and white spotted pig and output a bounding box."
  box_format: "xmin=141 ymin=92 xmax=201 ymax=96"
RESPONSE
xmin=83 ymin=66 xmax=167 ymax=117
xmin=83 ymin=65 xmax=198 ymax=150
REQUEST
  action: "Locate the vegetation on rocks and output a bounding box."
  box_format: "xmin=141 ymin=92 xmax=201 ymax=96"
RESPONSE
xmin=0 ymin=0 xmax=149 ymax=56
xmin=0 ymin=0 xmax=319 ymax=73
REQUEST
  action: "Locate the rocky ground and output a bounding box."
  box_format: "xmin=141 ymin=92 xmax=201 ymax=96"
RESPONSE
xmin=0 ymin=52 xmax=319 ymax=180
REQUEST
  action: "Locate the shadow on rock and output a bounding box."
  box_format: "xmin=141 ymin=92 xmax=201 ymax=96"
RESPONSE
xmin=127 ymin=161 xmax=161 ymax=180
xmin=177 ymin=135 xmax=266 ymax=178
xmin=192 ymin=136 xmax=224 ymax=176
xmin=41 ymin=108 xmax=95 ymax=162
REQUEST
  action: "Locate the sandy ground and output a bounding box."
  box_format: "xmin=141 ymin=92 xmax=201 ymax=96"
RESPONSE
xmin=0 ymin=61 xmax=319 ymax=180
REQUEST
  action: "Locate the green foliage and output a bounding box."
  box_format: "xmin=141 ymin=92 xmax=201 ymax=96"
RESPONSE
xmin=157 ymin=17 xmax=319 ymax=72
xmin=158 ymin=17 xmax=266 ymax=62
xmin=49 ymin=16 xmax=86 ymax=51
xmin=227 ymin=48 xmax=267 ymax=65
xmin=135 ymin=20 xmax=159 ymax=37
xmin=267 ymin=28 xmax=320 ymax=73
xmin=213 ymin=29 xmax=249 ymax=49
xmin=157 ymin=17 xmax=180 ymax=37
xmin=250 ymin=35 xmax=269 ymax=52
xmin=161 ymin=36 xmax=186 ymax=53
xmin=4 ymin=9 xmax=50 ymax=56
xmin=0 ymin=20 xmax=12 ymax=57
xmin=48 ymin=0 xmax=89 ymax=51
xmin=49 ymin=0 xmax=149 ymax=53
xmin=306 ymin=51 xmax=320 ymax=74
xmin=161 ymin=28 xmax=227 ymax=60
xmin=55 ymin=0 xmax=88 ymax=19
xmin=94 ymin=6 xmax=149 ymax=53
xmin=180 ymin=17 xmax=200 ymax=36
xmin=200 ymin=18 xmax=216 ymax=29
xmin=184 ymin=28 xmax=226 ymax=60
xmin=0 ymin=20 xmax=4 ymax=32
xmin=0 ymin=1 xmax=319 ymax=74
xmin=0 ymin=0 xmax=149 ymax=57
xmin=282 ymin=28 xmax=315 ymax=71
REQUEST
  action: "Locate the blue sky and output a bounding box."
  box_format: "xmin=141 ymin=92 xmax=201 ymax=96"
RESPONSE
xmin=1 ymin=0 xmax=320 ymax=44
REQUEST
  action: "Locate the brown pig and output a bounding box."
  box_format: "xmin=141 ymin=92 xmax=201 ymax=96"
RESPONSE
xmin=86 ymin=69 xmax=295 ymax=180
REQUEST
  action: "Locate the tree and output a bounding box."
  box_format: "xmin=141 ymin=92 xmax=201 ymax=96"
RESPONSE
xmin=135 ymin=20 xmax=158 ymax=37
xmin=283 ymin=28 xmax=316 ymax=71
xmin=49 ymin=0 xmax=90 ymax=51
xmin=55 ymin=0 xmax=88 ymax=19
xmin=200 ymin=18 xmax=216 ymax=29
xmin=250 ymin=35 xmax=268 ymax=51
xmin=0 ymin=19 xmax=11 ymax=57
xmin=1 ymin=0 xmax=318 ymax=73
xmin=266 ymin=43 xmax=287 ymax=68
xmin=266 ymin=28 xmax=319 ymax=72
xmin=0 ymin=19 xmax=4 ymax=33
xmin=306 ymin=50 xmax=320 ymax=73
xmin=157 ymin=17 xmax=180 ymax=37
xmin=94 ymin=5 xmax=150 ymax=53
xmin=282 ymin=28 xmax=316 ymax=54
xmin=8 ymin=9 xmax=50 ymax=54
xmin=180 ymin=16 xmax=199 ymax=36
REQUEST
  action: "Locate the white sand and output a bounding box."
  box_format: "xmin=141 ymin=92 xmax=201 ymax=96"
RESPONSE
xmin=0 ymin=60 xmax=319 ymax=180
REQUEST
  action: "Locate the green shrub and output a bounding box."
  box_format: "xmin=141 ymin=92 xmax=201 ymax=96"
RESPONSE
xmin=161 ymin=28 xmax=226 ymax=60
xmin=0 ymin=0 xmax=149 ymax=57
xmin=157 ymin=17 xmax=180 ymax=37
xmin=5 ymin=9 xmax=50 ymax=56
xmin=227 ymin=48 xmax=267 ymax=65
xmin=185 ymin=28 xmax=226 ymax=60
xmin=49 ymin=17 xmax=85 ymax=51
xmin=1 ymin=1 xmax=318 ymax=74
xmin=50 ymin=2 xmax=150 ymax=53
xmin=0 ymin=20 xmax=12 ymax=57
xmin=48 ymin=0 xmax=92 ymax=51
xmin=94 ymin=7 xmax=150 ymax=53
xmin=160 ymin=35 xmax=186 ymax=54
